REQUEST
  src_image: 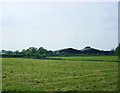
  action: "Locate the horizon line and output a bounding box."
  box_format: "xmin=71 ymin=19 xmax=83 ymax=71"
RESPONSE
xmin=1 ymin=46 xmax=115 ymax=52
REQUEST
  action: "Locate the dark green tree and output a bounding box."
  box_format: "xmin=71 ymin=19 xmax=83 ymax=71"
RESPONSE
xmin=21 ymin=49 xmax=26 ymax=56
xmin=46 ymin=50 xmax=53 ymax=56
xmin=6 ymin=51 xmax=13 ymax=55
xmin=115 ymin=44 xmax=120 ymax=59
xmin=35 ymin=47 xmax=47 ymax=59
xmin=26 ymin=49 xmax=31 ymax=56
xmin=14 ymin=50 xmax=20 ymax=55
xmin=37 ymin=47 xmax=47 ymax=55
xmin=110 ymin=49 xmax=115 ymax=55
xmin=28 ymin=47 xmax=37 ymax=55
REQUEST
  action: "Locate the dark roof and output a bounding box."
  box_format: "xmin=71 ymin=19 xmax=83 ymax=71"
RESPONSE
xmin=53 ymin=46 xmax=108 ymax=55
xmin=80 ymin=47 xmax=103 ymax=54
xmin=54 ymin=48 xmax=81 ymax=54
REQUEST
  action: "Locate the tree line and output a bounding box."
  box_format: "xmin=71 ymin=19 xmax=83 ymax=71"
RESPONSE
xmin=1 ymin=47 xmax=53 ymax=58
xmin=1 ymin=44 xmax=120 ymax=59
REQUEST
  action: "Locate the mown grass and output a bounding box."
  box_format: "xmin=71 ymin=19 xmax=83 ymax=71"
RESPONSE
xmin=2 ymin=56 xmax=118 ymax=91
xmin=48 ymin=56 xmax=118 ymax=62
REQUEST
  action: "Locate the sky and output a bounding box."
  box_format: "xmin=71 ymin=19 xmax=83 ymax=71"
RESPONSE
xmin=0 ymin=2 xmax=118 ymax=51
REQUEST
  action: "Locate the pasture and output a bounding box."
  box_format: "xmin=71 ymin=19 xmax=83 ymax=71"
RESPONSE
xmin=2 ymin=56 xmax=118 ymax=91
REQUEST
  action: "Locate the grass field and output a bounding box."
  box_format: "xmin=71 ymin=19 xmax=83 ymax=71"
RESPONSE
xmin=2 ymin=56 xmax=118 ymax=91
xmin=48 ymin=56 xmax=118 ymax=62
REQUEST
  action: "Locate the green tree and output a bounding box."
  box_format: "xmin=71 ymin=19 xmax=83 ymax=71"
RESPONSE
xmin=28 ymin=47 xmax=37 ymax=55
xmin=14 ymin=50 xmax=20 ymax=55
xmin=35 ymin=53 xmax=46 ymax=59
xmin=46 ymin=50 xmax=53 ymax=56
xmin=21 ymin=47 xmax=37 ymax=57
xmin=26 ymin=49 xmax=31 ymax=56
xmin=37 ymin=47 xmax=47 ymax=55
xmin=110 ymin=49 xmax=115 ymax=55
xmin=21 ymin=49 xmax=26 ymax=56
xmin=6 ymin=51 xmax=13 ymax=55
xmin=35 ymin=47 xmax=47 ymax=59
xmin=115 ymin=44 xmax=120 ymax=59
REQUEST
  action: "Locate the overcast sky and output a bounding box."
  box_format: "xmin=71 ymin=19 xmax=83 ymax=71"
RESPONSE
xmin=1 ymin=2 xmax=118 ymax=51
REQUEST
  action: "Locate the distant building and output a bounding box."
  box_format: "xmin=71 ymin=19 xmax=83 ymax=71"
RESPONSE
xmin=53 ymin=46 xmax=109 ymax=55
xmin=80 ymin=46 xmax=103 ymax=54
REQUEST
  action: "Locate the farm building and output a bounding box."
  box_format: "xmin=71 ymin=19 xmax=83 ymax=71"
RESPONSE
xmin=53 ymin=46 xmax=108 ymax=55
xmin=53 ymin=48 xmax=81 ymax=55
xmin=80 ymin=46 xmax=103 ymax=54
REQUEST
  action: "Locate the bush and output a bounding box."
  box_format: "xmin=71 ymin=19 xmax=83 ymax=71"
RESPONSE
xmin=115 ymin=44 xmax=120 ymax=58
xmin=35 ymin=54 xmax=46 ymax=59
xmin=2 ymin=54 xmax=24 ymax=57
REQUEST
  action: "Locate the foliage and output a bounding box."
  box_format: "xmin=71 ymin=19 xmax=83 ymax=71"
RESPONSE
xmin=14 ymin=50 xmax=20 ymax=55
xmin=110 ymin=49 xmax=115 ymax=55
xmin=35 ymin=53 xmax=46 ymax=59
xmin=2 ymin=54 xmax=24 ymax=57
xmin=2 ymin=47 xmax=53 ymax=58
xmin=46 ymin=51 xmax=53 ymax=56
xmin=59 ymin=52 xmax=69 ymax=57
xmin=6 ymin=51 xmax=13 ymax=55
xmin=37 ymin=47 xmax=47 ymax=55
xmin=115 ymin=44 xmax=120 ymax=58
xmin=2 ymin=46 xmax=118 ymax=58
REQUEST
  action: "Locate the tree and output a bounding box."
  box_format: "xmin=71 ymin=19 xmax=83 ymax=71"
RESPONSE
xmin=1 ymin=50 xmax=7 ymax=54
xmin=6 ymin=51 xmax=13 ymax=55
xmin=29 ymin=47 xmax=37 ymax=54
xmin=14 ymin=50 xmax=20 ymax=55
xmin=110 ymin=49 xmax=115 ymax=55
xmin=37 ymin=47 xmax=47 ymax=55
xmin=115 ymin=44 xmax=120 ymax=59
xmin=35 ymin=53 xmax=46 ymax=59
xmin=26 ymin=49 xmax=31 ymax=56
xmin=21 ymin=49 xmax=31 ymax=56
xmin=21 ymin=47 xmax=37 ymax=57
xmin=34 ymin=47 xmax=47 ymax=59
xmin=21 ymin=49 xmax=26 ymax=56
xmin=46 ymin=50 xmax=53 ymax=56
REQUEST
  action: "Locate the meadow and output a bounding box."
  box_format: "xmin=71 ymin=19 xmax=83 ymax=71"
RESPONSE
xmin=2 ymin=56 xmax=118 ymax=91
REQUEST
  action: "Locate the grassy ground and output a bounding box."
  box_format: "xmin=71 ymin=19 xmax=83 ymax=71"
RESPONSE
xmin=48 ymin=56 xmax=118 ymax=62
xmin=2 ymin=56 xmax=118 ymax=91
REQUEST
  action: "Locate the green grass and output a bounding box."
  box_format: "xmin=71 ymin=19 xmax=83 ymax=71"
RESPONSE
xmin=48 ymin=56 xmax=118 ymax=62
xmin=2 ymin=56 xmax=118 ymax=91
